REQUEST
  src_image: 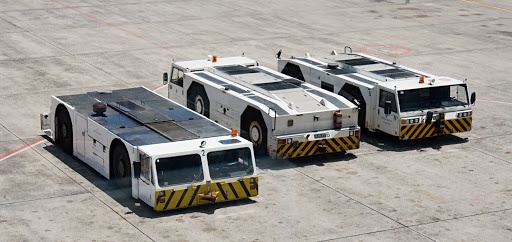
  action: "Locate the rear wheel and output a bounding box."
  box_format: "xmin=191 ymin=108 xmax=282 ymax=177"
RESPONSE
xmin=112 ymin=142 xmax=131 ymax=188
xmin=55 ymin=106 xmax=73 ymax=155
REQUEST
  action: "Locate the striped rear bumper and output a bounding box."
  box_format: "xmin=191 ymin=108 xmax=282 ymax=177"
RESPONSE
xmin=276 ymin=135 xmax=360 ymax=159
xmin=154 ymin=177 xmax=258 ymax=211
xmin=400 ymin=117 xmax=472 ymax=140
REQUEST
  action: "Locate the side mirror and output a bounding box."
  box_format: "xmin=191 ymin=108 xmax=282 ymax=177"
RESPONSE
xmin=384 ymin=100 xmax=392 ymax=115
xmin=470 ymin=92 xmax=476 ymax=105
xmin=133 ymin=162 xmax=141 ymax=179
xmin=163 ymin=72 xmax=168 ymax=85
xmin=425 ymin=111 xmax=434 ymax=124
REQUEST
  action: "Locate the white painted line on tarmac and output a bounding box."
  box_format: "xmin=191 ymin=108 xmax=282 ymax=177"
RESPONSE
xmin=50 ymin=0 xmax=191 ymax=59
xmin=479 ymin=98 xmax=512 ymax=106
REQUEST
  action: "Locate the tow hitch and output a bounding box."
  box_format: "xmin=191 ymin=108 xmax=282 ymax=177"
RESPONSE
xmin=198 ymin=181 xmax=219 ymax=202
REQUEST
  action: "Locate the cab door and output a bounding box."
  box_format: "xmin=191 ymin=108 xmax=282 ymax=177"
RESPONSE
xmin=377 ymin=89 xmax=399 ymax=136
xmin=168 ymin=67 xmax=186 ymax=105
xmin=138 ymin=152 xmax=153 ymax=207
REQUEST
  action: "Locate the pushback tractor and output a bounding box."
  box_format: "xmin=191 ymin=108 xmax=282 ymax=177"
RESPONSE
xmin=278 ymin=48 xmax=476 ymax=140
xmin=40 ymin=87 xmax=258 ymax=211
xmin=163 ymin=56 xmax=360 ymax=159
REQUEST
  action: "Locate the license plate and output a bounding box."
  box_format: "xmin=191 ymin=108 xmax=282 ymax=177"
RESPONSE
xmin=314 ymin=133 xmax=327 ymax=139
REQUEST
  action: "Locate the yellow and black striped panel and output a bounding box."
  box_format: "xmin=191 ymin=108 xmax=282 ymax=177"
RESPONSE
xmin=154 ymin=177 xmax=258 ymax=211
xmin=400 ymin=117 xmax=472 ymax=140
xmin=276 ymin=135 xmax=360 ymax=159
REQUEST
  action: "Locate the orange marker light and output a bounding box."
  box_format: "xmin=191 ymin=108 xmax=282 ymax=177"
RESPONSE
xmin=419 ymin=76 xmax=425 ymax=83
xmin=231 ymin=128 xmax=237 ymax=137
xmin=212 ymin=55 xmax=217 ymax=63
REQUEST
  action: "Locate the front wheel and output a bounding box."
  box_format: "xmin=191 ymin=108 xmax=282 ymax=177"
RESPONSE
xmin=112 ymin=143 xmax=131 ymax=188
xmin=187 ymin=84 xmax=210 ymax=118
xmin=241 ymin=112 xmax=267 ymax=156
xmin=249 ymin=121 xmax=263 ymax=147
xmin=194 ymin=95 xmax=205 ymax=115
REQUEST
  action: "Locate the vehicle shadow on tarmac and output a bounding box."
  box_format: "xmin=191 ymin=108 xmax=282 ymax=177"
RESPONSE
xmin=129 ymin=198 xmax=258 ymax=218
xmin=256 ymin=152 xmax=358 ymax=171
xmin=360 ymin=130 xmax=469 ymax=152
xmin=42 ymin=137 xmax=258 ymax=218
xmin=255 ymin=131 xmax=468 ymax=171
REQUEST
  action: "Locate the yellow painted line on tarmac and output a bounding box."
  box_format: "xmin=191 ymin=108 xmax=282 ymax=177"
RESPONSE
xmin=459 ymin=0 xmax=512 ymax=13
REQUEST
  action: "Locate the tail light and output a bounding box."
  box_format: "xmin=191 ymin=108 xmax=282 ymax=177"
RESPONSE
xmin=250 ymin=178 xmax=257 ymax=190
xmin=333 ymin=111 xmax=342 ymax=129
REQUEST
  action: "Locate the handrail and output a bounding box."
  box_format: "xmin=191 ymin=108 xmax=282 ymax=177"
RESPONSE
xmin=268 ymin=107 xmax=277 ymax=131
xmin=344 ymin=46 xmax=352 ymax=54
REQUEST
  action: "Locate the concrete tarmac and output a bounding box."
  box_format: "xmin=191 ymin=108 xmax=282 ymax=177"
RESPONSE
xmin=1 ymin=0 xmax=511 ymax=241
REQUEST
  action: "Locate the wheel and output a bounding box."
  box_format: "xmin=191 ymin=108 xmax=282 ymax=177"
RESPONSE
xmin=358 ymin=105 xmax=366 ymax=130
xmin=340 ymin=85 xmax=366 ymax=130
xmin=187 ymin=84 xmax=210 ymax=118
xmin=55 ymin=106 xmax=73 ymax=155
xmin=112 ymin=142 xmax=131 ymax=188
xmin=194 ymin=95 xmax=205 ymax=115
xmin=241 ymin=108 xmax=267 ymax=156
xmin=249 ymin=121 xmax=263 ymax=146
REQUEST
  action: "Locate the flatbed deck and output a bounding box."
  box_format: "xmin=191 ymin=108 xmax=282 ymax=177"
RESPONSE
xmin=57 ymin=87 xmax=228 ymax=146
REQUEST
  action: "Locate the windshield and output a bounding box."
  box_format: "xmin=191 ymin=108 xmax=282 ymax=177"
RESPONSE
xmin=207 ymin=148 xmax=254 ymax=180
xmin=155 ymin=154 xmax=203 ymax=187
xmin=398 ymin=84 xmax=469 ymax=112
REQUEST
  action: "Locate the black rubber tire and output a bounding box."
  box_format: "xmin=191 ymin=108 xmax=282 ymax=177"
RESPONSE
xmin=112 ymin=142 xmax=131 ymax=188
xmin=55 ymin=106 xmax=73 ymax=155
xmin=341 ymin=85 xmax=366 ymax=129
xmin=358 ymin=105 xmax=366 ymax=130
xmin=187 ymin=84 xmax=210 ymax=118
xmin=241 ymin=109 xmax=267 ymax=156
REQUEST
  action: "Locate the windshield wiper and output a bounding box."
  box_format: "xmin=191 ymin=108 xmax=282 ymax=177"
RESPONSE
xmin=188 ymin=168 xmax=203 ymax=188
xmin=238 ymin=165 xmax=254 ymax=181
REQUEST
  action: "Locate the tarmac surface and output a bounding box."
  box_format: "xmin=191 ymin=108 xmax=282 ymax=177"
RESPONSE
xmin=1 ymin=0 xmax=512 ymax=241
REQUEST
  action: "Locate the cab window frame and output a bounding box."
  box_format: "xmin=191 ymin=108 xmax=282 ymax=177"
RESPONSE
xmin=379 ymin=89 xmax=398 ymax=113
xmin=170 ymin=67 xmax=184 ymax=87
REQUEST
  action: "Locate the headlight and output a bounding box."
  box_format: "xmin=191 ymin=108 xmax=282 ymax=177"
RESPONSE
xmin=407 ymin=118 xmax=420 ymax=124
xmin=457 ymin=112 xmax=471 ymax=118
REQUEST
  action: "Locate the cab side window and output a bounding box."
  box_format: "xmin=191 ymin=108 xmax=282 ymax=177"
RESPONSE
xmin=140 ymin=153 xmax=152 ymax=184
xmin=379 ymin=90 xmax=397 ymax=113
xmin=171 ymin=68 xmax=184 ymax=87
